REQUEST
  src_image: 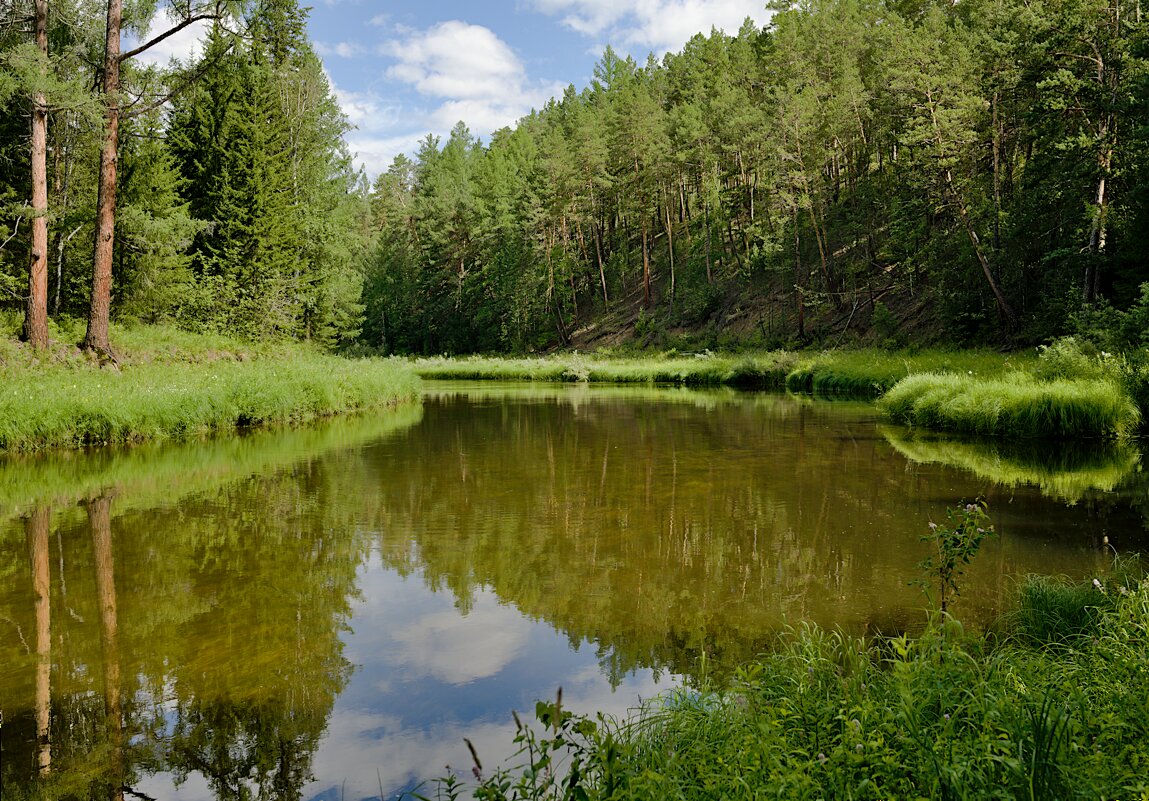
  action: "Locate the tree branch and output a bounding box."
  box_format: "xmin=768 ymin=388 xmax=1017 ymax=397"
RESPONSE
xmin=0 ymin=215 xmax=21 ymax=252
xmin=118 ymin=3 xmax=222 ymax=63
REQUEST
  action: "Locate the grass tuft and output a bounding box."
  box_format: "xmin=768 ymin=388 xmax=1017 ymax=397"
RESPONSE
xmin=879 ymin=372 xmax=1140 ymax=439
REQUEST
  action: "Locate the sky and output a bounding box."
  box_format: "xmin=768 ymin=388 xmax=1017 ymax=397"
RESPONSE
xmin=136 ymin=1 xmax=773 ymax=179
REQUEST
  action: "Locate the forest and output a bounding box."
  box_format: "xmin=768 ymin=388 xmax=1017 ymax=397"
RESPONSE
xmin=1 ymin=0 xmax=1147 ymax=356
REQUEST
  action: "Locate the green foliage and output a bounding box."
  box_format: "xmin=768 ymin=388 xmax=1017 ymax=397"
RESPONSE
xmin=916 ymin=500 xmax=995 ymax=613
xmin=166 ymin=9 xmax=366 ymax=345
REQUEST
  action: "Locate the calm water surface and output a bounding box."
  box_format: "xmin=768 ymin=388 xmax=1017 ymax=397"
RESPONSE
xmin=1 ymin=382 xmax=1146 ymax=799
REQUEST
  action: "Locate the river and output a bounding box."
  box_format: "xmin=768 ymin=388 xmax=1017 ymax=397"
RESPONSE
xmin=1 ymin=382 xmax=1144 ymax=799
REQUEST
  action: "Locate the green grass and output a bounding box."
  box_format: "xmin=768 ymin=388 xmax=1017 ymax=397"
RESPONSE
xmin=414 ymin=352 xmax=797 ymax=388
xmin=879 ymin=372 xmax=1140 ymax=439
xmin=784 ymin=348 xmax=1030 ymax=397
xmin=0 ymin=403 xmax=423 ymax=519
xmin=429 ymin=571 xmax=1149 ymax=801
xmin=0 ymin=324 xmax=421 ymax=452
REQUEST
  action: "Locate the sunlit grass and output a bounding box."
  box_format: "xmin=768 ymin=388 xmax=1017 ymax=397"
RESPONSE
xmin=879 ymin=372 xmax=1139 ymax=439
xmin=784 ymin=348 xmax=1031 ymax=396
xmin=414 ymin=352 xmax=797 ymax=388
xmin=0 ymin=324 xmax=421 ymax=452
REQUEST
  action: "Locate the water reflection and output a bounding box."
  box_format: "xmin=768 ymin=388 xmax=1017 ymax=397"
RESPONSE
xmin=881 ymin=426 xmax=1142 ymax=502
xmin=1 ymin=385 xmax=1147 ymax=800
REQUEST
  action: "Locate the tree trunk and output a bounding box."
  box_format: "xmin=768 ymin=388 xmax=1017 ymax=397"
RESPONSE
xmin=992 ymin=90 xmax=1002 ymax=253
xmin=1084 ymin=141 xmax=1113 ymax=305
xmin=28 ymin=506 xmax=52 ymax=776
xmin=793 ymin=208 xmax=806 ymax=341
xmin=664 ymin=202 xmax=675 ymax=313
xmin=593 ymin=213 xmax=609 ymax=305
xmin=24 ymin=0 xmax=49 ymax=349
xmin=703 ymin=199 xmax=712 ymax=283
xmin=641 ymin=216 xmax=651 ymax=307
xmin=927 ymin=88 xmax=1017 ymax=329
xmin=85 ymin=0 xmax=123 ymax=357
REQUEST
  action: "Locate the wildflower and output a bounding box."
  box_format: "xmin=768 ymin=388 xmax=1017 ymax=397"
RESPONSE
xmin=944 ymin=713 xmax=950 ymax=721
xmin=855 ymin=744 xmax=864 ymax=754
xmin=817 ymin=753 xmax=827 ymax=764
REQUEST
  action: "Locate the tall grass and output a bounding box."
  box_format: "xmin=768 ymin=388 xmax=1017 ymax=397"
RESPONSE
xmin=879 ymin=372 xmax=1140 ymax=439
xmin=0 ymin=325 xmax=421 ymax=452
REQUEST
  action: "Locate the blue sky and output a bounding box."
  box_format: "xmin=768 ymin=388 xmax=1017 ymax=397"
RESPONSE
xmin=138 ymin=1 xmax=772 ymax=178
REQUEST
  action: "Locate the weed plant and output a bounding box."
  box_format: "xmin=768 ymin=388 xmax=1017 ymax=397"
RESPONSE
xmin=784 ymin=349 xmax=1025 ymax=397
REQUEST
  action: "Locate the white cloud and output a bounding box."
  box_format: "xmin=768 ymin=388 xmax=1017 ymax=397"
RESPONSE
xmin=383 ymin=21 xmax=532 ymax=102
xmin=333 ymin=20 xmax=562 ymax=177
xmin=531 ymin=0 xmax=770 ymax=54
xmin=316 ymin=40 xmax=368 ymax=59
xmin=386 ymin=590 xmax=532 ymax=684
xmin=343 ymin=132 xmax=428 ymax=179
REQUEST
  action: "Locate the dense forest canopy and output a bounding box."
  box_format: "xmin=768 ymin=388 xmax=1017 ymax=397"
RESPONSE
xmin=1 ymin=0 xmax=1147 ymax=354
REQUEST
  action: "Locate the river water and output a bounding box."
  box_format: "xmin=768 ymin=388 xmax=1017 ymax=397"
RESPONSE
xmin=1 ymin=382 xmax=1145 ymax=799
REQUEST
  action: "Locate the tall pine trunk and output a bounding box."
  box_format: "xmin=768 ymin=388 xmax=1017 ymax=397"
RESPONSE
xmin=24 ymin=0 xmax=49 ymax=349
xmin=85 ymin=0 xmax=122 ymax=357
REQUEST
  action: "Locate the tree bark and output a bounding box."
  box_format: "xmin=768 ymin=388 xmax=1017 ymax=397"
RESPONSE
xmin=641 ymin=216 xmax=651 ymax=307
xmin=84 ymin=0 xmax=123 ymax=357
xmin=24 ymin=0 xmax=49 ymax=349
xmin=664 ymin=202 xmax=675 ymax=313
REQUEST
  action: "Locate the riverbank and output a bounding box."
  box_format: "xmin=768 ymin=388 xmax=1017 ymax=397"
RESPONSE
xmin=431 ymin=569 xmax=1149 ymax=801
xmin=414 ymin=341 xmax=1146 ymax=439
xmin=0 ymin=323 xmax=420 ymax=452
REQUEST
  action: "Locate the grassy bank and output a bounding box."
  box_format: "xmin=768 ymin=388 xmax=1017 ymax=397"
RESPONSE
xmin=414 ymin=352 xmax=798 ymax=388
xmin=0 ymin=323 xmax=420 ymax=452
xmin=415 ymin=341 xmax=1146 ymax=439
xmin=428 ymin=569 xmax=1149 ymax=801
xmin=413 ymin=349 xmax=1021 ymax=395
